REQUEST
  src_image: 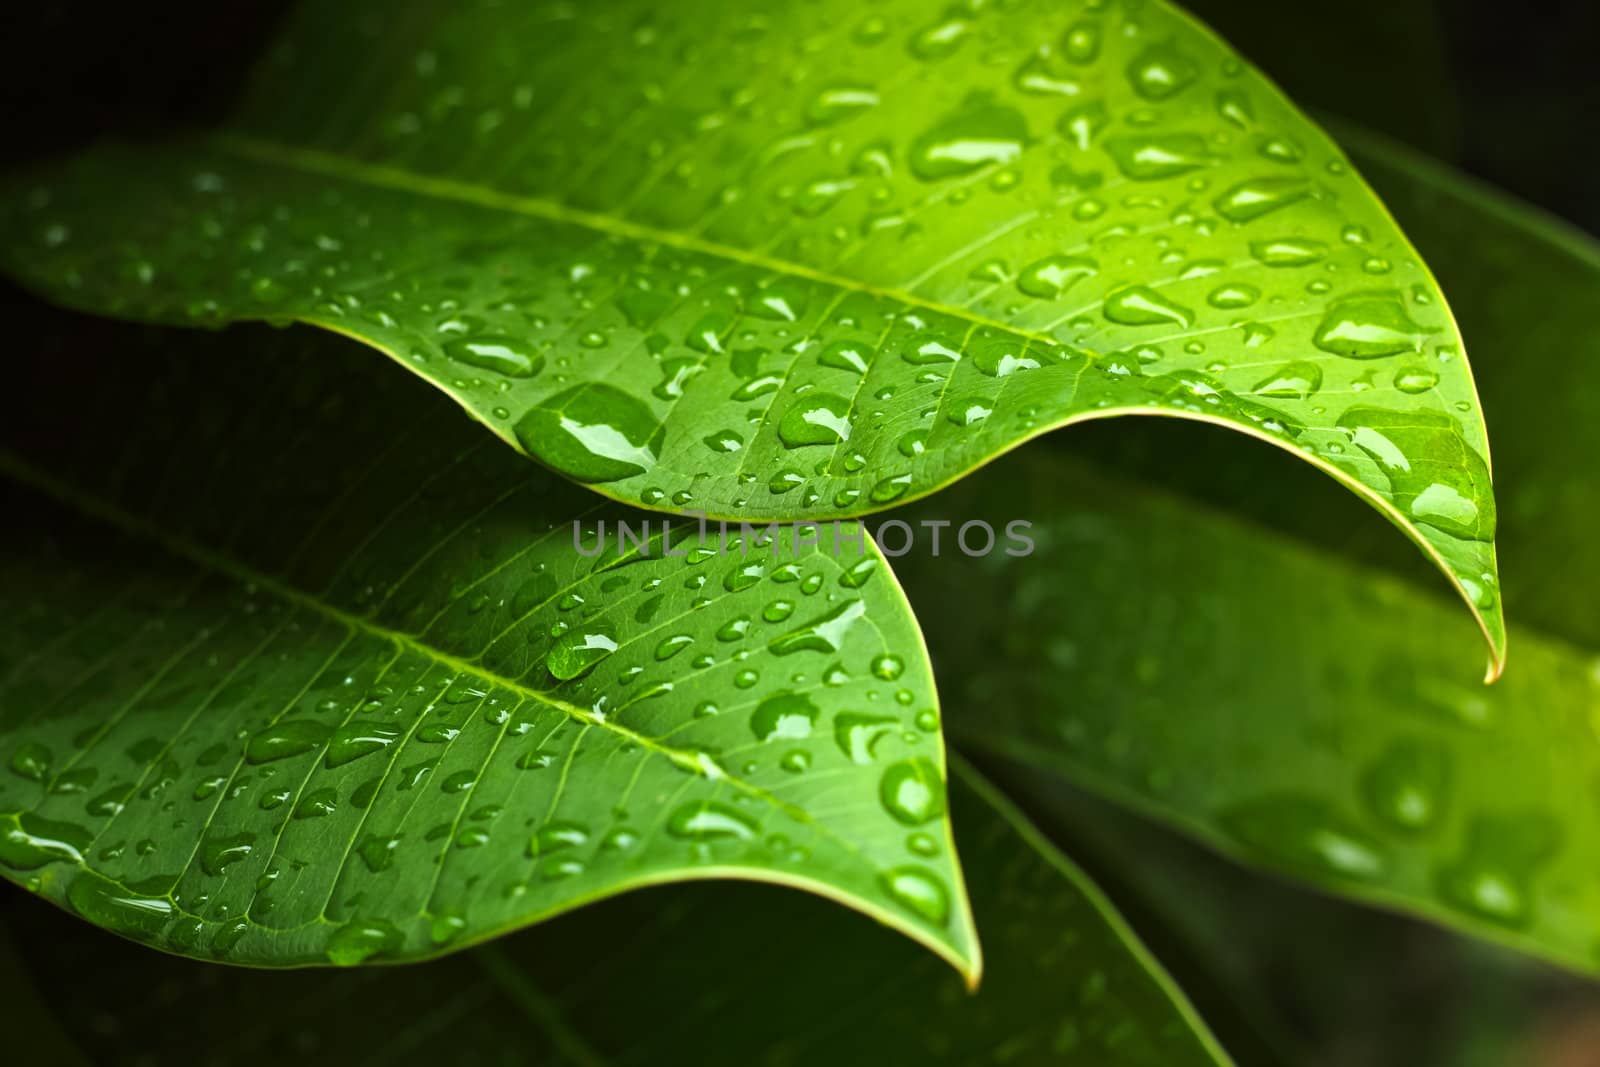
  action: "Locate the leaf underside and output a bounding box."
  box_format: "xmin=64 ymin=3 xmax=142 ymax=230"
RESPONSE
xmin=4 ymin=766 xmax=1233 ymax=1066
xmin=0 ymin=0 xmax=1503 ymax=668
xmin=0 ymin=316 xmax=977 ymax=976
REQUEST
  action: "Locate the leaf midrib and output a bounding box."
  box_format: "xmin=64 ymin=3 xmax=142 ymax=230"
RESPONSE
xmin=216 ymin=134 xmax=1067 ymax=352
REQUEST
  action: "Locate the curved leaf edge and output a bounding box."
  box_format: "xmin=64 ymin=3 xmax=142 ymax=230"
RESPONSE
xmin=973 ymin=733 xmax=1597 ymax=979
xmin=0 ymin=449 xmax=983 ymax=986
xmin=951 ymin=755 xmax=1235 ymax=1065
xmin=0 ymin=122 xmax=1507 ymax=678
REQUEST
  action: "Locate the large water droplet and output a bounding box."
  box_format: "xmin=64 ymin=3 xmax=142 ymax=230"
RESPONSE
xmin=514 ymin=384 xmax=663 ymax=482
xmin=750 ymin=691 xmax=821 ymax=741
xmin=1102 ymin=285 xmax=1194 ymax=328
xmin=667 ymin=800 xmax=758 ymax=841
xmin=547 ymin=626 xmax=618 ymax=680
xmin=0 ymin=812 xmax=90 ymax=869
xmin=879 ymin=865 xmax=950 ymax=925
xmin=1312 ymin=291 xmax=1434 ymax=359
xmin=1125 ymin=43 xmax=1199 ymax=99
xmin=1252 ymin=361 xmax=1323 ymax=399
xmin=1103 ymin=134 xmax=1210 ymax=180
xmin=1213 ymin=179 xmax=1311 ymax=223
xmin=442 ymin=336 xmax=544 ymax=378
xmin=879 ymin=757 xmax=946 ymax=825
xmin=327 ymin=919 xmax=403 ymax=965
xmin=67 ymin=871 xmax=173 ymax=939
xmin=325 ymin=722 xmax=403 ymax=768
xmin=768 ymin=600 xmax=865 ymax=655
xmin=909 ymin=102 xmax=1028 ymax=181
xmin=835 ymin=712 xmax=899 ymax=764
xmin=1336 ymin=407 xmax=1495 ymax=540
xmin=777 ymin=393 xmax=853 ymax=447
xmin=1249 ymin=238 xmax=1328 ymax=266
xmin=245 ymin=720 xmax=332 ymax=764
xmin=1015 ymin=255 xmax=1097 ymax=300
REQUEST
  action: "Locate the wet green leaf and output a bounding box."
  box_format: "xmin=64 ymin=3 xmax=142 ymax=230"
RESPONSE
xmin=2 ymin=765 xmax=1232 ymax=1066
xmin=0 ymin=0 xmax=1502 ymax=670
xmin=0 ymin=316 xmax=976 ymax=976
xmin=899 ymin=131 xmax=1600 ymax=974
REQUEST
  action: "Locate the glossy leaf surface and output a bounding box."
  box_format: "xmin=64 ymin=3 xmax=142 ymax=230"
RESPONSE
xmin=2 ymin=767 xmax=1233 ymax=1065
xmin=898 ymin=137 xmax=1600 ymax=972
xmin=0 ymin=0 xmax=1503 ymax=668
xmin=0 ymin=315 xmax=976 ymax=975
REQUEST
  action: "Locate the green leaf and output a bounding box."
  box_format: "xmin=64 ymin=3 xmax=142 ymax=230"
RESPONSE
xmin=896 ymin=136 xmax=1600 ymax=971
xmin=907 ymin=442 xmax=1598 ymax=973
xmin=0 ymin=313 xmax=977 ymax=976
xmin=3 ymin=764 xmax=1232 ymax=1066
xmin=0 ymin=0 xmax=1504 ymax=671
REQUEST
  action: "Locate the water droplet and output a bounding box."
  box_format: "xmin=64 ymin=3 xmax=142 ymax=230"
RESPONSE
xmin=245 ymin=720 xmax=332 ymax=764
xmin=325 ymin=722 xmax=402 ymax=768
xmin=818 ymin=340 xmax=872 ymax=375
xmin=327 ymin=919 xmax=403 ymax=965
xmin=200 ymin=832 xmax=256 ymax=876
xmin=1103 ymin=134 xmax=1209 ymax=180
xmin=1060 ymin=20 xmax=1101 ymax=63
xmin=879 ymin=865 xmax=950 ymax=925
xmin=667 ymin=800 xmax=758 ymax=841
xmin=1336 ymin=407 xmax=1495 ymax=540
xmin=909 ymin=17 xmax=969 ymax=60
xmin=514 ymin=384 xmax=662 ymax=482
xmin=871 ymin=654 xmax=905 ymax=680
xmin=1015 ymin=255 xmax=1097 ymax=300
xmin=1056 ymin=100 xmax=1108 ymax=150
xmin=897 ymin=429 xmax=928 ymax=457
xmin=879 ymin=758 xmax=946 ymax=825
xmin=1313 ymin=291 xmax=1435 ymax=358
xmin=703 ymin=429 xmax=743 ymax=453
xmin=1361 ymin=738 xmax=1449 ymax=832
xmin=835 ymin=712 xmax=897 ymax=764
xmin=1103 ymin=285 xmax=1194 ymax=328
xmin=778 ymin=393 xmax=853 ymax=447
xmin=869 ymin=473 xmax=913 ymax=503
xmin=909 ymin=102 xmax=1028 ymax=181
xmin=1220 ymin=795 xmax=1388 ymax=880
xmin=442 ymin=337 xmax=543 ymax=378
xmin=1126 ymin=43 xmax=1199 ymax=100
xmin=1213 ymin=179 xmax=1311 ymax=223
xmin=532 ymin=821 xmax=590 ymax=856
xmin=806 ymin=84 xmax=879 ymax=126
xmin=547 ymin=626 xmax=618 ymax=680
xmin=8 ymin=743 xmax=50 ymax=781
xmin=67 ymin=871 xmax=173 ymax=939
xmin=750 ymin=691 xmax=820 ymax=741
xmin=0 ymin=812 xmax=90 ymax=869
xmin=1249 ymin=238 xmax=1328 ymax=266
xmin=1252 ymin=361 xmax=1323 ymax=399
xmin=654 ymin=634 xmax=693 ymax=661
xmin=1391 ymin=364 xmax=1438 ymax=394
xmin=768 ymin=600 xmax=865 ymax=655
xmin=1436 ymin=813 xmax=1561 ymax=928
xmin=1207 ymin=283 xmax=1260 ymax=309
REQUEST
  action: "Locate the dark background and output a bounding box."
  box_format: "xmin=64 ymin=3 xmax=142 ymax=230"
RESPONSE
xmin=1 ymin=0 xmax=1596 ymax=233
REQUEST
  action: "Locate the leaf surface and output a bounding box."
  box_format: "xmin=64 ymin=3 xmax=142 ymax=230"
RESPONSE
xmin=895 ymin=132 xmax=1600 ymax=973
xmin=0 ymin=313 xmax=977 ymax=975
xmin=2 ymin=766 xmax=1233 ymax=1066
xmin=0 ymin=0 xmax=1503 ymax=669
